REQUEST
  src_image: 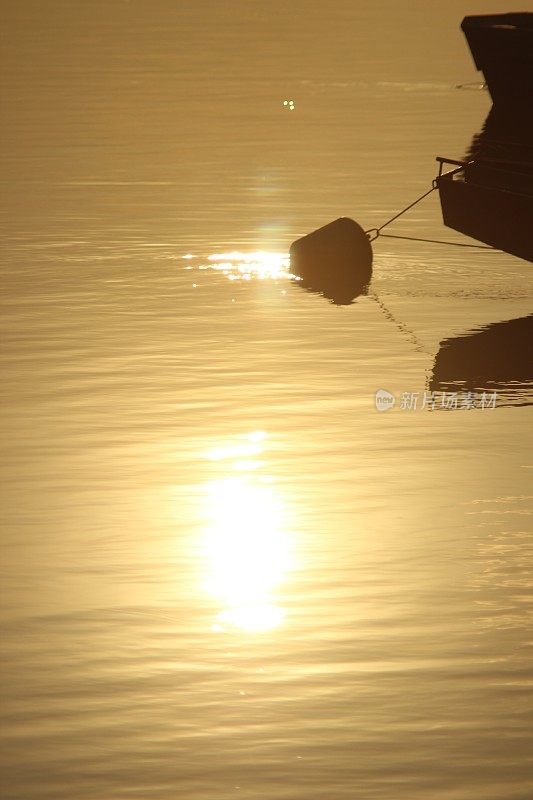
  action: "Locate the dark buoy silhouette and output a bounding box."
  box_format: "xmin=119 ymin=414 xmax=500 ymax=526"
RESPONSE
xmin=290 ymin=217 xmax=372 ymax=305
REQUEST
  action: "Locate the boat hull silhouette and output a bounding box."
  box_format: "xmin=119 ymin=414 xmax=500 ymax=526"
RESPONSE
xmin=437 ymin=14 xmax=533 ymax=261
xmin=461 ymin=13 xmax=533 ymax=108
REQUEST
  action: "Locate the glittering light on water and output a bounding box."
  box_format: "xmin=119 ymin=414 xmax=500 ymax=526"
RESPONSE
xmin=206 ymin=441 xmax=263 ymax=462
xmin=201 ymin=431 xmax=289 ymax=633
xmin=206 ymin=251 xmax=292 ymax=282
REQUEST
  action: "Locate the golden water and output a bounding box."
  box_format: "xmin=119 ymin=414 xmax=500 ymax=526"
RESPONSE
xmin=1 ymin=2 xmax=532 ymax=798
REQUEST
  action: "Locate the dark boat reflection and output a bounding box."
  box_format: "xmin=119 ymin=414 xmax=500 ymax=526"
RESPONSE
xmin=429 ymin=315 xmax=533 ymax=406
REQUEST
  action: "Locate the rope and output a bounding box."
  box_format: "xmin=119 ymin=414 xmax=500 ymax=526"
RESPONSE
xmin=369 ymin=292 xmax=431 ymax=355
xmin=365 ymin=186 xmax=436 ymax=241
xmin=379 ymin=233 xmax=496 ymax=250
xmin=365 ymin=183 xmax=497 ymax=251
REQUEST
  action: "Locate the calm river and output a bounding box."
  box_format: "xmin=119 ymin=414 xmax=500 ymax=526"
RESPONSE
xmin=1 ymin=1 xmax=532 ymax=798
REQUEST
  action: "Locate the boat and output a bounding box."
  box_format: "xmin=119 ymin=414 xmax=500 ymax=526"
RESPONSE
xmin=436 ymin=14 xmax=533 ymax=262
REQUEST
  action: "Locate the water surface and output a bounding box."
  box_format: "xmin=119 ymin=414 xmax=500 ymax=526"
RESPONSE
xmin=1 ymin=2 xmax=532 ymax=799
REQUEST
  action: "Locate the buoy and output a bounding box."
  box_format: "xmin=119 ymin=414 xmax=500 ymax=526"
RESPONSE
xmin=289 ymin=183 xmax=479 ymax=304
xmin=289 ymin=217 xmax=372 ymax=305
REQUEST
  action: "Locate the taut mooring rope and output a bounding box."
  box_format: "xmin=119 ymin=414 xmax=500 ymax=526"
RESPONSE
xmin=365 ymin=186 xmax=437 ymax=242
xmin=379 ymin=233 xmax=495 ymax=249
xmin=365 ymin=184 xmax=497 ymax=251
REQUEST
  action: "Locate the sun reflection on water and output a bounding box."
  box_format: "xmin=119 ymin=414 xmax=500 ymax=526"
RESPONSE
xmin=205 ymin=251 xmax=294 ymax=282
xmin=202 ymin=431 xmax=290 ymax=633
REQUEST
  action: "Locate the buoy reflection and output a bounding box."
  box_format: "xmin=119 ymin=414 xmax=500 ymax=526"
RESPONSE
xmin=203 ymin=432 xmax=289 ymax=632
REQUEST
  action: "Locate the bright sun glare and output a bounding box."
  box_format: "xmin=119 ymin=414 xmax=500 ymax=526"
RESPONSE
xmin=203 ymin=431 xmax=289 ymax=633
xmin=198 ymin=251 xmax=293 ymax=282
